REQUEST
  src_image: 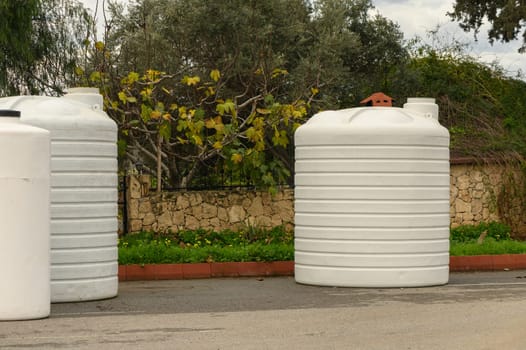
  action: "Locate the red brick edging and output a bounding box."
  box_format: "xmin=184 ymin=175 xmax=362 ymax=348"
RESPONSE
xmin=119 ymin=261 xmax=294 ymax=281
xmin=449 ymin=254 xmax=526 ymax=272
xmin=118 ymin=255 xmax=526 ymax=281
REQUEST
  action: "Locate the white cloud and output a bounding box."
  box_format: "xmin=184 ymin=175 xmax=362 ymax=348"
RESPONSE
xmin=372 ymin=0 xmax=526 ymax=77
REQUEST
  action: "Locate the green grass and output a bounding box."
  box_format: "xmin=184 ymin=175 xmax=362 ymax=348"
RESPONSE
xmin=118 ymin=222 xmax=526 ymax=264
xmin=118 ymin=226 xmax=294 ymax=265
xmin=450 ymin=239 xmax=526 ymax=256
xmin=449 ymin=221 xmax=526 ymax=256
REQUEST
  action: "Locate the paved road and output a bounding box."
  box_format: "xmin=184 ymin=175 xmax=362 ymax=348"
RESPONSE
xmin=1 ymin=271 xmax=526 ymax=349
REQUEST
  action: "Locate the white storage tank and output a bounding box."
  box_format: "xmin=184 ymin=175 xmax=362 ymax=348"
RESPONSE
xmin=0 ymin=89 xmax=118 ymax=302
xmin=294 ymin=96 xmax=450 ymax=287
xmin=0 ymin=110 xmax=50 ymax=320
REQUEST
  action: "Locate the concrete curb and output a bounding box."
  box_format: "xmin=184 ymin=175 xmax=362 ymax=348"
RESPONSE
xmin=118 ymin=255 xmax=526 ymax=281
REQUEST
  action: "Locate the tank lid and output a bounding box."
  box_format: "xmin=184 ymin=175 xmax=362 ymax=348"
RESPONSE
xmin=0 ymin=109 xmax=20 ymax=117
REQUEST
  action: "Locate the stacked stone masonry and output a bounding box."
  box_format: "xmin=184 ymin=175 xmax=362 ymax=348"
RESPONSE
xmin=126 ymin=163 xmax=523 ymax=233
xmin=449 ymin=164 xmax=500 ymax=227
xmin=126 ymin=175 xmax=294 ymax=233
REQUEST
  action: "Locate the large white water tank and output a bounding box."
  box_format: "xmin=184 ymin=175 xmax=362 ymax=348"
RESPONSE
xmin=0 ymin=89 xmax=118 ymax=302
xmin=294 ymin=98 xmax=450 ymax=287
xmin=0 ymin=110 xmax=50 ymax=320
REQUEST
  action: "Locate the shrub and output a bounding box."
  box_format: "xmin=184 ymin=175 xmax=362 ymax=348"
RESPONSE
xmin=118 ymin=226 xmax=294 ymax=264
xmin=450 ymin=222 xmax=511 ymax=243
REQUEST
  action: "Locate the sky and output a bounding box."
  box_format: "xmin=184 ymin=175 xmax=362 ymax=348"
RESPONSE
xmin=372 ymin=0 xmax=526 ymax=77
xmin=81 ymin=0 xmax=526 ymax=77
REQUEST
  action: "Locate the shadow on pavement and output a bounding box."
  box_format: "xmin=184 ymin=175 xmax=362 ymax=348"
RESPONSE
xmin=51 ymin=271 xmax=526 ymax=318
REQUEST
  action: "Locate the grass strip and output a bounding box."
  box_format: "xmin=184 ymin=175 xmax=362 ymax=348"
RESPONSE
xmin=450 ymin=239 xmax=526 ymax=256
xmin=118 ymin=223 xmax=526 ymax=265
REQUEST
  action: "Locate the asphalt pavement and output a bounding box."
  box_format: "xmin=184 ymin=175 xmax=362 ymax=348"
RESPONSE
xmin=1 ymin=270 xmax=526 ymax=349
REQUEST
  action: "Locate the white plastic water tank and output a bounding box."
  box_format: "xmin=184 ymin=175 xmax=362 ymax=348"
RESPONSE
xmin=0 ymin=89 xmax=119 ymax=302
xmin=0 ymin=110 xmax=50 ymax=320
xmin=294 ymin=98 xmax=450 ymax=287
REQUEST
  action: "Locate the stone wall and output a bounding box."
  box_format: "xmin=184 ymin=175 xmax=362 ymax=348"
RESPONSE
xmin=449 ymin=162 xmax=525 ymax=233
xmin=449 ymin=163 xmax=500 ymax=227
xmin=126 ymin=163 xmax=524 ymax=233
xmin=126 ymin=175 xmax=294 ymax=233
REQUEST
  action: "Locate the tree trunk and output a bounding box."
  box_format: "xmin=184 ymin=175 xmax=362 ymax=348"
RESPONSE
xmin=156 ymin=133 xmax=162 ymax=193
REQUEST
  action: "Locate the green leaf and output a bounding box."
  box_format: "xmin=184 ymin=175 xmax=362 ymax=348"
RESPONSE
xmin=216 ymin=99 xmax=236 ymax=116
xmin=141 ymin=104 xmax=152 ymax=122
xmin=118 ymin=91 xmax=127 ymax=104
xmin=159 ymin=122 xmax=171 ymax=141
xmin=127 ymin=71 xmax=140 ymax=84
xmin=89 ymin=71 xmax=101 ymax=82
xmin=264 ymin=94 xmax=274 ymax=105
xmin=194 ymin=108 xmax=205 ymax=119
xmin=117 ymin=139 xmax=127 ymax=157
xmin=177 ymin=120 xmax=188 ymax=132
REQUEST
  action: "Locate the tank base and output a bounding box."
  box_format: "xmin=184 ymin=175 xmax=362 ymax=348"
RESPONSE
xmin=295 ymin=265 xmax=449 ymax=288
xmin=51 ymin=276 xmax=118 ymax=303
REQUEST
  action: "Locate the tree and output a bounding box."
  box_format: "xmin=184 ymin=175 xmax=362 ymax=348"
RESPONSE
xmin=448 ymin=0 xmax=526 ymax=52
xmin=386 ymin=33 xmax=526 ymax=160
xmin=104 ymin=67 xmax=311 ymax=191
xmin=0 ymin=0 xmax=92 ymax=96
xmin=87 ymin=0 xmax=408 ymax=189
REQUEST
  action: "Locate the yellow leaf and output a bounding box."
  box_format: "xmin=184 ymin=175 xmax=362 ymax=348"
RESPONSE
xmin=170 ymin=103 xmax=178 ymax=111
xmin=252 ymin=117 xmax=264 ymax=128
xmin=74 ymin=66 xmax=84 ymax=76
xmin=206 ymin=86 xmax=215 ymax=97
xmin=246 ymin=127 xmax=257 ymax=141
xmin=205 ymin=118 xmax=215 ymax=129
xmin=162 ymin=113 xmax=171 ymax=121
xmin=256 ymin=108 xmax=271 ymax=115
xmin=118 ymin=91 xmax=127 ymax=104
xmin=126 ymin=71 xmax=140 ymax=84
xmin=213 ymin=141 xmax=223 ymax=149
xmin=146 ymin=69 xmax=161 ymax=81
xmin=140 ymin=88 xmax=152 ymax=99
xmin=214 ymin=123 xmax=224 ymax=133
xmin=231 ymin=153 xmax=243 ymax=164
xmin=95 ymin=41 xmax=105 ymax=51
xmin=311 ymin=87 xmax=319 ymax=95
xmin=271 ymin=68 xmax=288 ymax=78
xmin=89 ymin=71 xmax=101 ymax=82
xmin=177 ymin=137 xmax=188 ymax=144
xmin=210 ymin=69 xmax=221 ymax=82
xmin=150 ymin=110 xmax=162 ymax=119
xmin=182 ymin=75 xmax=201 ymax=86
xmin=178 ymin=106 xmax=187 ymax=118
xmin=192 ymin=135 xmax=203 ymax=146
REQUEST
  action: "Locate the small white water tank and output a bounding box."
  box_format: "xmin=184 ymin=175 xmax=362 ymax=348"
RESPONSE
xmin=0 ymin=110 xmax=50 ymax=320
xmin=294 ymin=97 xmax=450 ymax=287
xmin=0 ymin=89 xmax=118 ymax=302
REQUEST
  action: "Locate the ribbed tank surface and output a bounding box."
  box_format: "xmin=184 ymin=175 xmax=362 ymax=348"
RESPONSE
xmin=0 ymin=90 xmax=118 ymax=301
xmin=294 ymin=101 xmax=450 ymax=287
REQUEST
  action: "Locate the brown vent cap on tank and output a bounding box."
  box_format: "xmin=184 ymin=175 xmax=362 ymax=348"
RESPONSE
xmin=360 ymin=92 xmax=394 ymax=107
